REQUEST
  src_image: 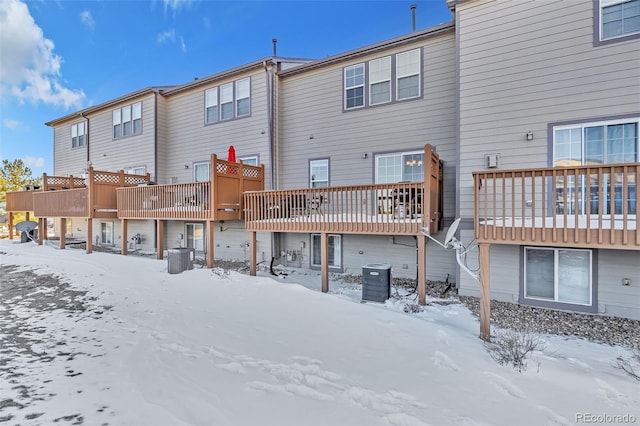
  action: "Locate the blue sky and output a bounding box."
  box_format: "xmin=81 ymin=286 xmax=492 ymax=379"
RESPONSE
xmin=0 ymin=0 xmax=452 ymax=176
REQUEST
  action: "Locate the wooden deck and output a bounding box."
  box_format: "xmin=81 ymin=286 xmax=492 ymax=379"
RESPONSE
xmin=244 ymin=145 xmax=443 ymax=236
xmin=116 ymin=155 xmax=264 ymax=221
xmin=473 ymin=163 xmax=640 ymax=250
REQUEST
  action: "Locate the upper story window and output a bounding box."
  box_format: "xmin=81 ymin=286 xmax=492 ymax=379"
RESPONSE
xmin=113 ymin=102 xmax=142 ymax=139
xmin=396 ymin=49 xmax=421 ymax=100
xmin=344 ymin=48 xmax=421 ymax=111
xmin=204 ymin=77 xmax=251 ymax=124
xmin=71 ymin=121 xmax=86 ymax=148
xmin=344 ymin=64 xmax=365 ymax=109
xmin=369 ymin=56 xmax=391 ymax=105
xmin=375 ymin=150 xmax=424 ymax=183
xmin=597 ymin=0 xmax=640 ymax=43
xmin=310 ymin=159 xmax=329 ymax=188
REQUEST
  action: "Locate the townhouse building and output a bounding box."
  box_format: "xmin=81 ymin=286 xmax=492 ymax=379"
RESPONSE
xmin=450 ymin=0 xmax=640 ymax=330
xmin=7 ymin=0 xmax=638 ymax=331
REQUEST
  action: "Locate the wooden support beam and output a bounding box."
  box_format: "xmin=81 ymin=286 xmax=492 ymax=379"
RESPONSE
xmin=417 ymin=233 xmax=426 ymax=305
xmin=86 ymin=218 xmax=93 ymax=254
xmin=479 ymin=243 xmax=491 ymax=342
xmin=321 ymin=232 xmax=329 ymax=293
xmin=60 ymin=218 xmax=66 ymax=249
xmin=121 ymin=219 xmax=128 ymax=256
xmin=157 ymin=220 xmax=164 ymax=260
xmin=38 ymin=218 xmax=45 ymax=245
xmin=207 ymin=221 xmax=215 ymax=268
xmin=8 ymin=212 xmax=13 ymax=239
xmin=26 ymin=212 xmax=30 ymax=221
xmin=249 ymin=231 xmax=257 ymax=276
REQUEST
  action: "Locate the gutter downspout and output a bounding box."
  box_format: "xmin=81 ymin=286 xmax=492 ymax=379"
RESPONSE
xmin=264 ymin=59 xmax=280 ymax=269
xmin=81 ymin=112 xmax=90 ymax=164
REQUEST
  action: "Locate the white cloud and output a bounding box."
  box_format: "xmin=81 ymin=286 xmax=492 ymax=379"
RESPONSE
xmin=157 ymin=28 xmax=187 ymax=53
xmin=2 ymin=118 xmax=20 ymax=129
xmin=80 ymin=10 xmax=95 ymax=31
xmin=163 ymin=0 xmax=191 ymax=15
xmin=23 ymin=155 xmax=45 ymax=169
xmin=0 ymin=0 xmax=86 ymax=109
xmin=157 ymin=29 xmax=176 ymax=44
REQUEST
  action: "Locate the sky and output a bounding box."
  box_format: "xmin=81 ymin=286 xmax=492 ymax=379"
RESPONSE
xmin=0 ymin=0 xmax=453 ymax=177
xmin=1 ymin=238 xmax=639 ymax=425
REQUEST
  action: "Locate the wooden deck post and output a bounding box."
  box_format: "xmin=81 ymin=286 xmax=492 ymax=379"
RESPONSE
xmin=417 ymin=233 xmax=426 ymax=305
xmin=60 ymin=218 xmax=66 ymax=249
xmin=249 ymin=231 xmax=257 ymax=276
xmin=26 ymin=212 xmax=30 ymax=221
xmin=207 ymin=220 xmax=215 ymax=268
xmin=38 ymin=218 xmax=45 ymax=245
xmin=86 ymin=218 xmax=93 ymax=254
xmin=479 ymin=242 xmax=491 ymax=341
xmin=8 ymin=212 xmax=13 ymax=239
xmin=321 ymin=232 xmax=329 ymax=293
xmin=121 ymin=219 xmax=128 ymax=256
xmin=157 ymin=220 xmax=164 ymax=260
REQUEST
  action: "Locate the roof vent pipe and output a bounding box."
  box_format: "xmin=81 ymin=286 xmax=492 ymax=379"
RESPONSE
xmin=272 ymin=38 xmax=277 ymax=57
xmin=411 ymin=4 xmax=416 ymax=32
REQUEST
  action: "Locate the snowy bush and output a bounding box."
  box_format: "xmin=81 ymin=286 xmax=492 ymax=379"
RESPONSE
xmin=614 ymin=348 xmax=640 ymax=381
xmin=485 ymin=328 xmax=543 ymax=373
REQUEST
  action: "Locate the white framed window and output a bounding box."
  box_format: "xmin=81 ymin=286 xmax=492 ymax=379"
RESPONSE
xmin=344 ymin=64 xmax=364 ymax=109
xmin=396 ymin=49 xmax=421 ymax=100
xmin=126 ymin=166 xmax=146 ymax=176
xmin=205 ymin=77 xmax=251 ymax=123
xmin=310 ymin=159 xmax=329 ymax=188
xmin=220 ymin=83 xmax=234 ymax=121
xmin=193 ymin=161 xmax=210 ymax=182
xmin=311 ymin=234 xmax=341 ymax=269
xmin=524 ymin=247 xmax=592 ymax=306
xmin=71 ymin=121 xmax=86 ymax=148
xmin=553 ymin=117 xmax=638 ymax=215
xmin=599 ymin=0 xmax=640 ymax=40
xmin=186 ymin=223 xmax=205 ymax=252
xmin=113 ymin=102 xmax=142 ymax=139
xmin=375 ymin=150 xmax=424 ymax=183
xmin=236 ymin=78 xmax=251 ymax=117
xmin=369 ymin=56 xmax=391 ymax=105
xmin=239 ymin=155 xmax=258 ymax=166
xmin=343 ymin=48 xmax=421 ymax=111
xmin=205 ymin=87 xmax=219 ymax=124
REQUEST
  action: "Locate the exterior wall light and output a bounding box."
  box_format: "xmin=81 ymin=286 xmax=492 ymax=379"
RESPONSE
xmin=526 ymin=131 xmax=534 ymax=141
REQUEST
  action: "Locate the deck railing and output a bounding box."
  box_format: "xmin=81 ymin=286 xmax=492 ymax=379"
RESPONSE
xmin=6 ymin=188 xmax=41 ymax=212
xmin=244 ymin=182 xmax=439 ymax=235
xmin=31 ymin=168 xmax=150 ymax=218
xmin=473 ymin=163 xmax=639 ymax=249
xmin=116 ymin=155 xmax=265 ymax=220
xmin=244 ymin=145 xmax=443 ymax=236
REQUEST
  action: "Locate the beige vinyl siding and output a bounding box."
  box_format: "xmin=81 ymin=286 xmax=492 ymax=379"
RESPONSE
xmin=163 ymin=69 xmax=271 ymax=185
xmin=53 ymin=124 xmax=89 ymax=176
xmin=457 ymin=0 xmax=640 ymax=219
xmin=278 ymin=33 xmax=457 ymax=218
xmin=86 ymin=94 xmax=156 ymax=174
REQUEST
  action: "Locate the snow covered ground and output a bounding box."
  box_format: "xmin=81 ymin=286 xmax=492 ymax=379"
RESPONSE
xmin=0 ymin=239 xmax=638 ymax=426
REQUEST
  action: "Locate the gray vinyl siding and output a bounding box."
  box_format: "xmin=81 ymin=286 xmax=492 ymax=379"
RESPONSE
xmin=457 ymin=231 xmax=640 ymax=320
xmin=163 ymin=70 xmax=271 ymax=185
xmin=281 ymin=232 xmax=456 ymax=283
xmin=86 ymin=94 xmax=156 ymax=174
xmin=457 ymin=0 xmax=640 ymax=220
xmin=278 ymin=33 xmax=457 ymax=220
xmin=53 ymin=124 xmax=88 ymax=176
xmin=596 ymin=250 xmax=640 ymax=320
xmin=53 ymin=94 xmax=157 ymax=177
xmin=156 ymin=94 xmax=169 ymax=184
